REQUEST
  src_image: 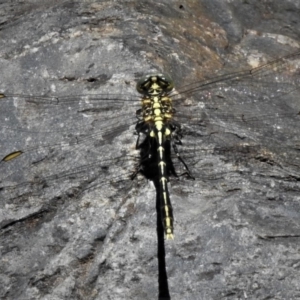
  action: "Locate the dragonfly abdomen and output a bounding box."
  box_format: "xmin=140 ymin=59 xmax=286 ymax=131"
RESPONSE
xmin=152 ymin=125 xmax=174 ymax=240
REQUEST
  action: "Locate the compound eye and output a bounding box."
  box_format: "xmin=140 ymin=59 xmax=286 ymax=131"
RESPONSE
xmin=136 ymin=76 xmax=149 ymax=94
xmin=158 ymin=74 xmax=174 ymax=92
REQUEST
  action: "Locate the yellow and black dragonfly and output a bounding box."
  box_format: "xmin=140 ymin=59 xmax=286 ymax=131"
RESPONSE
xmin=1 ymin=50 xmax=300 ymax=240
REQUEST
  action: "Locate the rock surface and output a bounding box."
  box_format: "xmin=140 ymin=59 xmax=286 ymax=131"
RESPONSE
xmin=1 ymin=1 xmax=300 ymax=299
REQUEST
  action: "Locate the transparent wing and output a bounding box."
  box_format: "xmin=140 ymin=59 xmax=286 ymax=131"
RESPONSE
xmin=0 ymin=93 xmax=141 ymax=204
xmin=170 ymin=50 xmax=300 ymax=184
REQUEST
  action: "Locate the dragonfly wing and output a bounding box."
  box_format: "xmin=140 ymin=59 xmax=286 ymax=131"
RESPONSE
xmin=0 ymin=94 xmax=140 ymax=207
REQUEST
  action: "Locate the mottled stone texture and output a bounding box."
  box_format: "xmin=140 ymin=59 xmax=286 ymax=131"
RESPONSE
xmin=1 ymin=1 xmax=300 ymax=299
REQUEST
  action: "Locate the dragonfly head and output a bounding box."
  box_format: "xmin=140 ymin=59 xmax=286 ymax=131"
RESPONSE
xmin=136 ymin=73 xmax=174 ymax=96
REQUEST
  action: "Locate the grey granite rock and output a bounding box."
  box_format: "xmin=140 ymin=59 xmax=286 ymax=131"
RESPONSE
xmin=1 ymin=1 xmax=300 ymax=299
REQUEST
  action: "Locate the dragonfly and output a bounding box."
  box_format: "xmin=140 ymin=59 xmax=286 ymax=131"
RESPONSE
xmin=1 ymin=50 xmax=300 ymax=241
